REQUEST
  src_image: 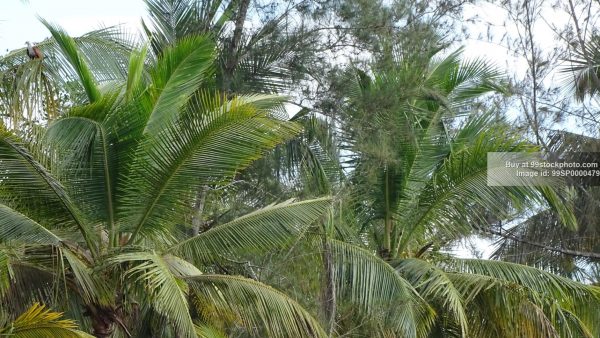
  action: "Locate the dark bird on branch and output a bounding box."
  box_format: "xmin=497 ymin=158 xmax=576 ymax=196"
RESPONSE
xmin=25 ymin=41 xmax=43 ymax=60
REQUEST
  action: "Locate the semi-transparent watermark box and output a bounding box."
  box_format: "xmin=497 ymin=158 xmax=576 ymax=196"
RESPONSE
xmin=487 ymin=152 xmax=600 ymax=186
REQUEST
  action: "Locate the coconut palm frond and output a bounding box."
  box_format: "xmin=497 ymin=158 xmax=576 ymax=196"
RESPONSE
xmin=123 ymin=93 xmax=300 ymax=243
xmin=0 ymin=132 xmax=97 ymax=253
xmin=0 ymin=303 xmax=93 ymax=338
xmin=108 ymin=252 xmax=197 ymax=338
xmin=328 ymin=239 xmax=435 ymax=337
xmin=169 ymin=197 xmax=331 ymax=264
xmin=187 ymin=274 xmax=327 ymax=338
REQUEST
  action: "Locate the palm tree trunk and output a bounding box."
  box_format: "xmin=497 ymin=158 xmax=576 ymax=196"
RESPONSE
xmin=321 ymin=237 xmax=336 ymax=335
xmin=87 ymin=306 xmax=115 ymax=338
xmin=382 ymin=168 xmax=392 ymax=260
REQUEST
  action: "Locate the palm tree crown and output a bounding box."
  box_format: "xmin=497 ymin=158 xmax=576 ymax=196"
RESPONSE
xmin=0 ymin=21 xmax=332 ymax=338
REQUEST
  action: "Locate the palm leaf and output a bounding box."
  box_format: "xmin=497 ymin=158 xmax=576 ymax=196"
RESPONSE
xmin=396 ymin=116 xmax=576 ymax=253
xmin=143 ymin=0 xmax=212 ymax=52
xmin=0 ymin=248 xmax=11 ymax=299
xmin=560 ymin=35 xmax=600 ymax=101
xmin=39 ymin=19 xmax=101 ymax=103
xmin=327 ymin=239 xmax=434 ymax=337
xmin=187 ymin=274 xmax=327 ymax=338
xmin=45 ymin=112 xmax=119 ymax=247
xmin=0 ymin=25 xmax=133 ymax=129
xmin=143 ymin=35 xmax=215 ymax=136
xmin=125 ymin=44 xmax=150 ymax=101
xmin=427 ymin=48 xmax=506 ymax=102
xmin=123 ymin=94 xmax=300 ymax=243
xmin=444 ymin=257 xmax=600 ymax=336
xmin=443 ymin=258 xmax=600 ymax=305
xmin=395 ymin=258 xmax=469 ymax=337
xmin=194 ymin=324 xmax=227 ymax=338
xmin=0 ymin=132 xmax=97 ymax=254
xmin=444 ymin=266 xmax=596 ymax=338
xmin=168 ymin=197 xmax=331 ymax=264
xmin=447 ymin=272 xmax=560 ymax=338
xmin=0 ymin=204 xmax=62 ymax=245
xmin=0 ymin=303 xmax=93 ymax=338
xmin=0 ymin=59 xmax=58 ymax=130
xmin=61 ymin=248 xmax=112 ymax=306
xmin=108 ymin=252 xmax=197 ymax=338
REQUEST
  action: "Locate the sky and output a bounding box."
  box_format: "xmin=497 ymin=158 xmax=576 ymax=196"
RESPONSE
xmin=1 ymin=0 xmax=558 ymax=78
xmin=0 ymin=0 xmax=147 ymax=54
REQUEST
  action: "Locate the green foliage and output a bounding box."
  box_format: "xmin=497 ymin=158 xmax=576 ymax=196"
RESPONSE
xmin=143 ymin=35 xmax=215 ymax=135
xmin=188 ymin=274 xmax=327 ymax=337
xmin=0 ymin=20 xmax=331 ymax=337
xmin=338 ymin=47 xmax=576 ymax=260
xmin=1 ymin=1 xmax=600 ymax=337
xmin=40 ymin=19 xmax=101 ymax=103
xmin=328 ymin=239 xmax=435 ymax=337
xmin=169 ymin=198 xmax=332 ymax=264
xmin=0 ymin=303 xmax=93 ymax=338
xmin=312 ymin=41 xmax=600 ymax=337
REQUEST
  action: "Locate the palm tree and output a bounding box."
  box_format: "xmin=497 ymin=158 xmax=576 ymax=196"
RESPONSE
xmin=0 ymin=21 xmax=332 ymax=337
xmin=489 ymin=30 xmax=600 ymax=280
xmin=490 ymin=129 xmax=600 ymax=282
xmin=0 ymin=24 xmax=133 ymax=132
xmin=0 ymin=303 xmax=93 ymax=338
xmin=141 ymin=0 xmax=318 ymax=94
xmin=138 ymin=0 xmax=339 ymax=235
xmin=338 ymin=47 xmax=576 ymax=260
xmin=307 ymin=47 xmax=600 ymax=336
xmin=562 ymin=30 xmax=600 ymax=102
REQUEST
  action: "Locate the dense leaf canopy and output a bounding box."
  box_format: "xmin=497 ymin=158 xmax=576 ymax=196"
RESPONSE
xmin=1 ymin=0 xmax=600 ymax=337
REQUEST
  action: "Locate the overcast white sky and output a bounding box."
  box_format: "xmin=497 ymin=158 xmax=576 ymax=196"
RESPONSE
xmin=0 ymin=0 xmax=147 ymax=54
xmin=1 ymin=0 xmax=553 ymax=73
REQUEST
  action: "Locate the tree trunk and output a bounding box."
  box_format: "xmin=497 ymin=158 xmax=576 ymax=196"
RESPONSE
xmin=87 ymin=306 xmax=116 ymax=338
xmin=222 ymin=0 xmax=250 ymax=92
xmin=382 ymin=166 xmax=392 ymax=260
xmin=321 ymin=237 xmax=336 ymax=336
